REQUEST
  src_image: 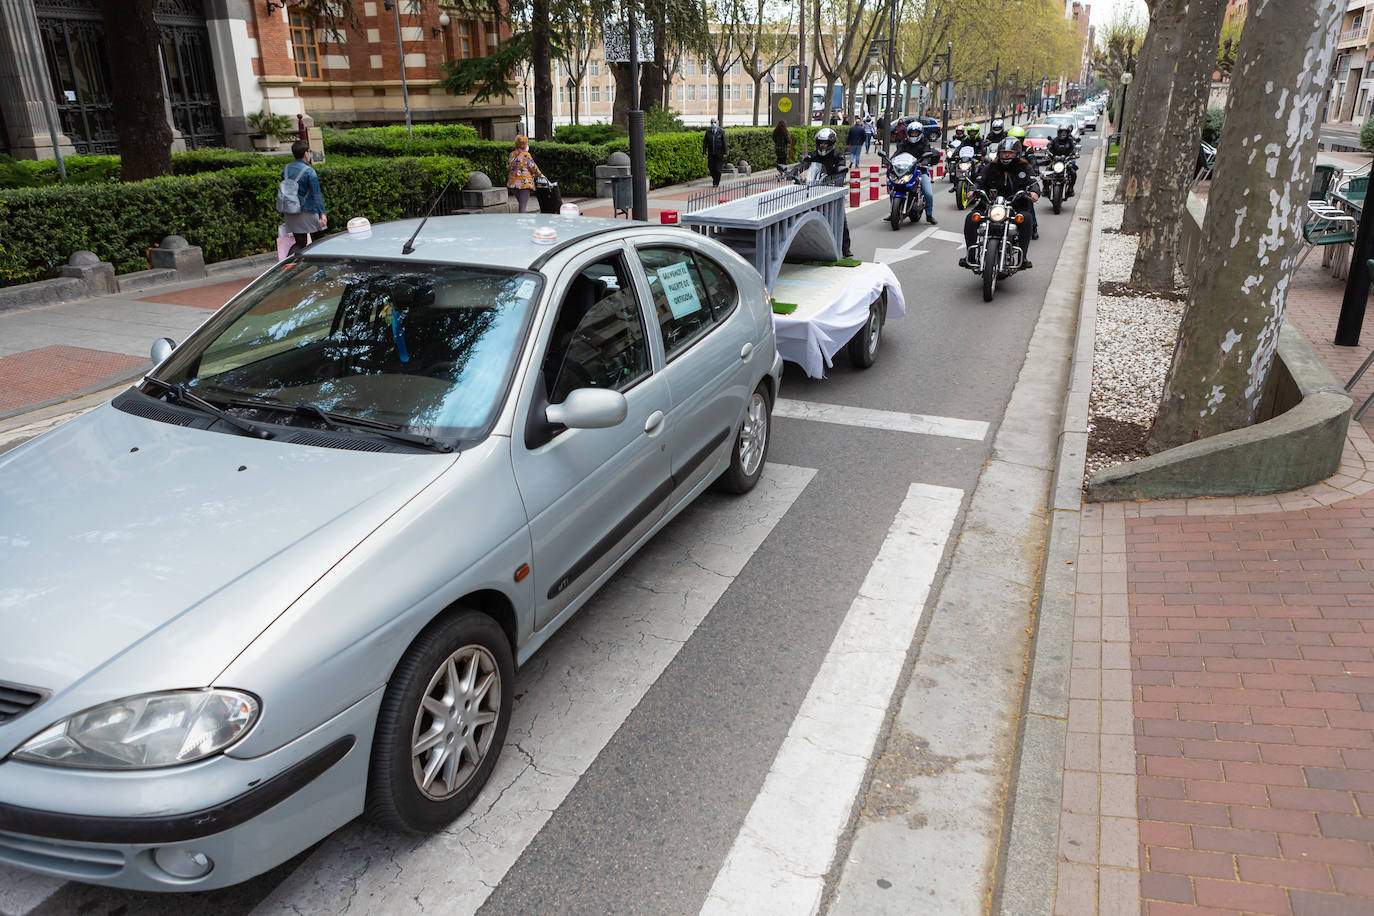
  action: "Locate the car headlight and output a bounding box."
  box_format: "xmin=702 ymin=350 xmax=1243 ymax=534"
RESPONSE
xmin=1053 ymin=161 xmax=1065 ymax=173
xmin=989 ymin=205 xmax=1008 ymax=222
xmin=10 ymin=689 xmax=258 ymax=769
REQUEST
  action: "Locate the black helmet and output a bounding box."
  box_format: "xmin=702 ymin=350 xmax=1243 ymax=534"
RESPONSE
xmin=997 ymin=137 xmax=1019 ymax=164
xmin=815 ymin=127 xmax=837 ymax=155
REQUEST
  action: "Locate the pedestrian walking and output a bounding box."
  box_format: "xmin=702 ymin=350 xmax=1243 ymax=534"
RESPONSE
xmin=507 ymin=135 xmax=543 ymax=213
xmin=876 ymin=114 xmax=888 ymax=146
xmin=846 ymin=119 xmax=866 ymax=168
xmin=863 ymin=116 xmax=875 ymax=154
xmin=773 ymin=117 xmax=791 ymax=165
xmin=703 ymin=117 xmax=728 ymax=187
xmin=278 ymin=140 xmax=326 ymax=256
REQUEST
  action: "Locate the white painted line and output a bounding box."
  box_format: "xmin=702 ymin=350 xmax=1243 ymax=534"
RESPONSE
xmin=250 ymin=464 xmax=817 ymax=916
xmin=700 ymin=482 xmax=964 ymax=916
xmin=929 ymin=228 xmax=969 ymax=245
xmin=872 ymin=247 xmax=928 ymax=266
xmin=773 ymin=397 xmax=989 ymax=442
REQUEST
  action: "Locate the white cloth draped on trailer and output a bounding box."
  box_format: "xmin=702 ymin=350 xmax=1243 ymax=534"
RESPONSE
xmin=770 ymin=262 xmax=907 ymax=379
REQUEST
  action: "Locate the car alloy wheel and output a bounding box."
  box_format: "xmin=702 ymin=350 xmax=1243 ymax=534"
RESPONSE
xmin=411 ymin=644 xmax=500 ymax=800
xmin=717 ymin=382 xmax=771 ymax=494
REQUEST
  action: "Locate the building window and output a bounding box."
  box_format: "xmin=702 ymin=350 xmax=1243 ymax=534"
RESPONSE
xmin=731 ymin=61 xmax=740 ymax=76
xmin=688 ymin=84 xmax=696 ymax=100
xmin=581 ymin=85 xmax=589 ymax=102
xmin=711 ymin=84 xmax=718 ymax=100
xmin=591 ymin=60 xmax=600 ymax=76
xmin=677 ymin=84 xmax=684 ymax=100
xmin=698 ymin=59 xmax=706 ymax=74
xmin=591 ymin=85 xmax=601 ymax=102
xmin=290 ymin=11 xmax=321 ymax=79
xmin=745 ymin=83 xmax=752 ymax=99
xmin=452 ymin=19 xmax=480 ymax=59
xmin=685 ymin=60 xmax=694 ymax=76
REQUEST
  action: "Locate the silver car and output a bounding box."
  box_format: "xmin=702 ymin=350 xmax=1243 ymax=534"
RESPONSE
xmin=0 ymin=215 xmax=781 ymax=890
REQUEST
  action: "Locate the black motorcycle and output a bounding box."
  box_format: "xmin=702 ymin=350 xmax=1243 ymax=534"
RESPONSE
xmin=963 ymin=188 xmax=1031 ymax=302
xmin=879 ymin=151 xmax=939 ymax=230
xmin=951 ymin=146 xmax=979 ymax=211
xmin=1043 ymin=156 xmax=1072 ymax=214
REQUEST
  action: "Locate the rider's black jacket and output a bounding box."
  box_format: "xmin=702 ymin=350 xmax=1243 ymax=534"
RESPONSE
xmin=895 ymin=131 xmax=932 ymax=159
xmin=976 ymin=156 xmax=1041 ymax=201
xmin=795 ymin=148 xmax=848 ymax=179
xmin=1048 ymin=136 xmax=1076 ymax=158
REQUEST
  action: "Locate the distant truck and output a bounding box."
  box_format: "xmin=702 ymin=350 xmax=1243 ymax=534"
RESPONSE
xmin=811 ymin=84 xmax=844 ymax=122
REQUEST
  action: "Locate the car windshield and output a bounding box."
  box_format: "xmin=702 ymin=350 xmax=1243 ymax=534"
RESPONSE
xmin=1024 ymin=126 xmax=1056 ymax=139
xmin=151 ymin=258 xmax=541 ymax=442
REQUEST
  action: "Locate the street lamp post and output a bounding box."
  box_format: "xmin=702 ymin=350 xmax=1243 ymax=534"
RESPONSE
xmin=1117 ymin=71 xmax=1133 ymax=143
xmin=764 ymin=72 xmax=774 ymax=125
xmin=986 ymin=58 xmax=999 ymax=123
xmin=1007 ymin=69 xmax=1019 ymax=122
xmin=565 ymin=77 xmax=576 ymax=126
xmin=627 ymin=7 xmax=647 ymax=221
xmin=383 ymin=0 xmax=412 ymax=136
xmin=936 ymin=40 xmax=952 ymax=144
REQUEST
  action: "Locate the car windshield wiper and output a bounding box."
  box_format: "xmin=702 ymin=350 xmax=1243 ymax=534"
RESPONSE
xmin=215 ymin=396 xmax=455 ymax=454
xmin=141 ymin=377 xmax=274 ymax=440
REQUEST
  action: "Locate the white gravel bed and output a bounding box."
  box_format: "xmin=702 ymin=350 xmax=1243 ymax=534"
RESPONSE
xmin=1085 ymin=186 xmax=1187 ymax=482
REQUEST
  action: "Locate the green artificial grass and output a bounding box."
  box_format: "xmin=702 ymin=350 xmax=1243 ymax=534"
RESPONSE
xmin=784 ymin=257 xmax=863 ymax=267
xmin=770 ymin=300 xmax=799 ymax=314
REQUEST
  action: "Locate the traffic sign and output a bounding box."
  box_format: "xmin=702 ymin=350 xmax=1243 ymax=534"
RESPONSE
xmin=788 ymin=65 xmax=800 ymax=89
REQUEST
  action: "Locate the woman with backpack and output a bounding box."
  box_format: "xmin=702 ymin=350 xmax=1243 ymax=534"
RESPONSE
xmin=278 ymin=140 xmax=326 ymax=255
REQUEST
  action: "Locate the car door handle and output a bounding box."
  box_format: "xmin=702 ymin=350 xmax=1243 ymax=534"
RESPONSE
xmin=740 ymin=342 xmax=754 ymax=361
xmin=644 ymin=410 xmax=665 ymax=435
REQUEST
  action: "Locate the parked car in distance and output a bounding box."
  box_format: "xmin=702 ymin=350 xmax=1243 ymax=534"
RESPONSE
xmin=0 ymin=214 xmax=782 ymax=891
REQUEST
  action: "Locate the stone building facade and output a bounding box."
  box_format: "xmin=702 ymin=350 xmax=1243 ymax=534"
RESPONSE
xmin=0 ymin=0 xmax=521 ymax=161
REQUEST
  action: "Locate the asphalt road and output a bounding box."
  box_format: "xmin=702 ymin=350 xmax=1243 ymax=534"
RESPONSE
xmin=1 ymin=142 xmax=1094 ymax=916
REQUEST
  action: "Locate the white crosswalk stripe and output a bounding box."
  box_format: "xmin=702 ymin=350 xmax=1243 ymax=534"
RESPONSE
xmin=700 ymin=482 xmax=964 ymax=915
xmin=773 ymin=397 xmax=989 ymax=441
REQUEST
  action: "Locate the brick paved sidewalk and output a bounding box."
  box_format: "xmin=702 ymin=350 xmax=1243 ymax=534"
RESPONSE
xmin=1055 ymin=238 xmax=1374 ymax=915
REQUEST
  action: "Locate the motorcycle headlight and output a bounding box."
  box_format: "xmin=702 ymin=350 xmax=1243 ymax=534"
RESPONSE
xmin=11 ymin=689 xmax=258 ymax=769
xmin=989 ymin=205 xmax=1008 ymax=222
xmin=1053 ymin=161 xmax=1065 ymax=173
xmin=958 ymin=162 xmax=971 ymax=172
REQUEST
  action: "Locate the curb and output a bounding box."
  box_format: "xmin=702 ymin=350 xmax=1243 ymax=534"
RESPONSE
xmin=993 ymin=145 xmax=1104 ymax=915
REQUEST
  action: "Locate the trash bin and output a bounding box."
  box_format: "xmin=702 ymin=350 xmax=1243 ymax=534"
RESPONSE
xmin=611 ymin=175 xmax=632 ymax=218
xmin=535 ymin=179 xmax=562 ymax=214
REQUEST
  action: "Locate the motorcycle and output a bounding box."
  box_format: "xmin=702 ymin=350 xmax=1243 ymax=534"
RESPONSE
xmin=1043 ymin=156 xmax=1071 ymax=214
xmin=777 ymin=161 xmax=845 ymax=187
xmin=963 ymin=188 xmax=1031 ymax=302
xmin=952 ymin=146 xmax=978 ymax=211
xmin=880 ymin=151 xmax=938 ymax=230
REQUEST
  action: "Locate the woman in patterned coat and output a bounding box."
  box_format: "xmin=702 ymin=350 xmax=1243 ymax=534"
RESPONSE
xmin=507 ymin=136 xmax=544 ymax=213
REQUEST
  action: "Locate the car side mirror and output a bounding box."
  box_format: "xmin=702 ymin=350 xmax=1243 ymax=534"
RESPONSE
xmin=150 ymin=337 xmax=176 ymax=364
xmin=544 ymin=388 xmax=628 ymax=430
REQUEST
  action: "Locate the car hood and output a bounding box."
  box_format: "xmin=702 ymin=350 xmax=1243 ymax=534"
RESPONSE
xmin=0 ymin=404 xmax=455 ymax=710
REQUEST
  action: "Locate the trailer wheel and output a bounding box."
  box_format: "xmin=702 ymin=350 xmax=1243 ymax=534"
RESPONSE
xmin=847 ymin=297 xmax=883 ymax=368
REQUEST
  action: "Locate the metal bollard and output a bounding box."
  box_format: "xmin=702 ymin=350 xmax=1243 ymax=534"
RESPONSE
xmin=869 ymin=165 xmax=880 ymax=201
xmin=849 ymin=169 xmax=861 ymax=208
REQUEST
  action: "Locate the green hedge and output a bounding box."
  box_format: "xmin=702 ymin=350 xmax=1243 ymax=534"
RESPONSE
xmin=554 ymin=123 xmax=625 ymax=144
xmin=606 ymin=127 xmax=826 ymax=185
xmin=0 ymin=156 xmax=469 ymax=286
xmin=0 ymin=148 xmax=291 ymax=189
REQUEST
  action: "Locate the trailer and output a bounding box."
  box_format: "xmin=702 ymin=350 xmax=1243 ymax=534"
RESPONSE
xmin=681 ymin=179 xmax=906 ymax=378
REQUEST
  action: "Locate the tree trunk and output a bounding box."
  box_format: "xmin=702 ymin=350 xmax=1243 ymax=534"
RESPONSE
xmin=1129 ymin=0 xmax=1229 ymax=291
xmin=101 ymin=0 xmax=170 ymax=180
xmin=716 ymin=69 xmax=727 ymax=124
xmin=612 ymin=63 xmax=631 ymax=127
xmin=1113 ymin=14 xmax=1155 ymax=196
xmin=1146 ymin=0 xmax=1342 ymax=452
xmin=1119 ymin=0 xmax=1187 ymax=232
xmin=531 ymin=0 xmax=553 ymax=140
xmin=641 ymin=10 xmax=664 ymax=113
xmin=753 ymin=77 xmax=762 ymax=125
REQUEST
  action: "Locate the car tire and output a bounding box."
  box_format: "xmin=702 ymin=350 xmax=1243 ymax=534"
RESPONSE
xmin=716 ymin=382 xmax=771 ymax=495
xmin=365 ymin=611 xmax=514 ymax=833
xmin=847 ymin=296 xmax=883 ymax=368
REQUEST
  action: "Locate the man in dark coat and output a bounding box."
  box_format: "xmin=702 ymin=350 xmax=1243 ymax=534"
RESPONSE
xmin=703 ymin=118 xmax=728 ymax=187
xmin=846 ymin=118 xmax=867 ymax=167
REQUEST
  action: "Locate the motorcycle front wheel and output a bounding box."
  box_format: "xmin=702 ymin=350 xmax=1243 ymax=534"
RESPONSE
xmin=1052 ymin=183 xmax=1063 ymax=215
xmin=982 ymin=261 xmax=997 ymax=302
xmin=955 ymin=182 xmax=967 ymax=211
xmin=889 ymin=196 xmax=902 ymax=231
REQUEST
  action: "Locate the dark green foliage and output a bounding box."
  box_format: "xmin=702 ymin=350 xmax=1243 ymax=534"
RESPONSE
xmin=0 ymin=148 xmax=291 ymax=189
xmin=555 ymin=123 xmax=626 ymax=144
xmin=1201 ymin=108 xmax=1225 ymax=146
xmin=1362 ymin=116 xmax=1374 ymax=153
xmin=0 ymin=156 xmax=468 ymax=287
xmin=644 ymin=106 xmax=686 ymax=133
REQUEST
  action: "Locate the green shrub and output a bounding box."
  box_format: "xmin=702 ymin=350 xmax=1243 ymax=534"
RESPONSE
xmin=0 ymin=148 xmax=293 ymax=189
xmin=555 ymin=123 xmax=625 ymax=144
xmin=0 ymin=156 xmax=469 ymax=286
xmin=644 ymin=105 xmax=686 ymax=133
xmin=1201 ymin=107 xmax=1225 ymax=146
xmin=1362 ymin=116 xmax=1374 ymax=153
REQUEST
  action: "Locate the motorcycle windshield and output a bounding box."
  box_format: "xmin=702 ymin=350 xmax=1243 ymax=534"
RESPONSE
xmin=890 ymin=152 xmax=917 ymax=176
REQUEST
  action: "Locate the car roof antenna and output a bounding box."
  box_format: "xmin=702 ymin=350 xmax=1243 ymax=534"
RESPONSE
xmin=402 ymin=169 xmax=463 ymax=255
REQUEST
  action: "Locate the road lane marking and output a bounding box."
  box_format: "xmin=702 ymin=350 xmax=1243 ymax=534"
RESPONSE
xmin=773 ymin=398 xmax=989 ymax=442
xmin=699 ymin=482 xmax=964 ymax=916
xmin=250 ymin=464 xmax=817 ymax=916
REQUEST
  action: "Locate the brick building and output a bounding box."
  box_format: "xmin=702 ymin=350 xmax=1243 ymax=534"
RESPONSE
xmin=1328 ymin=0 xmax=1374 ymax=126
xmin=0 ymin=0 xmax=521 ymax=161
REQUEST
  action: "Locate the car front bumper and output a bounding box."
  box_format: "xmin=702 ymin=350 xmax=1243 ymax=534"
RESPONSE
xmin=0 ymin=686 xmax=383 ymax=891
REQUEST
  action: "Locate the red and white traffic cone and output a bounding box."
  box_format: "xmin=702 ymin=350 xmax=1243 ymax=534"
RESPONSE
xmin=869 ymin=164 xmax=880 ymax=200
xmin=849 ymin=169 xmax=860 ymax=208
xmin=935 ymin=151 xmax=945 ymax=179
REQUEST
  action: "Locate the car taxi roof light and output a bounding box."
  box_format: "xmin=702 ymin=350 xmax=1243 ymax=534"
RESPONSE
xmin=532 ymin=226 xmax=559 ymax=245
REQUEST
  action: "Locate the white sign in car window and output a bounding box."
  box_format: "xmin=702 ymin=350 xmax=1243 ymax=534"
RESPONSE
xmin=656 ymin=261 xmax=703 ymax=320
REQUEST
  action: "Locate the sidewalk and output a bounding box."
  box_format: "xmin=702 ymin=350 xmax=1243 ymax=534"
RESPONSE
xmin=1049 ymin=206 xmax=1374 ymax=914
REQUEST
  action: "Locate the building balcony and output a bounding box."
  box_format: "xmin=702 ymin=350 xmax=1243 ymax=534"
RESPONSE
xmin=1339 ymin=25 xmax=1371 ymax=47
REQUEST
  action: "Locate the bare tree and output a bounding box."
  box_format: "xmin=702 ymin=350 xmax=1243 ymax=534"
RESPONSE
xmin=1128 ymin=0 xmax=1229 ymax=291
xmin=736 ymin=0 xmax=794 ymax=125
xmin=812 ymin=0 xmax=872 ymax=121
xmin=1147 ymin=0 xmax=1342 ymax=451
xmin=702 ymin=4 xmax=743 ymax=125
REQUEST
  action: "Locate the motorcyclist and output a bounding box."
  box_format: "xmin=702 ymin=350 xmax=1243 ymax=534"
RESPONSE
xmin=1047 ymin=125 xmax=1078 ymax=198
xmin=985 ymin=118 xmax=1008 ymax=148
xmin=960 ymin=137 xmax=1041 ymax=270
xmin=790 ymin=127 xmax=854 ymax=258
xmin=962 ymin=123 xmax=985 ymax=156
xmin=893 ymin=122 xmax=938 ymax=224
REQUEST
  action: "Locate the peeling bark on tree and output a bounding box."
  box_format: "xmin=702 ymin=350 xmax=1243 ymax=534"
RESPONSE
xmin=1120 ymin=0 xmax=1188 ymax=233
xmin=1113 ymin=2 xmax=1157 ymax=201
xmin=1129 ymin=0 xmax=1228 ymax=291
xmin=1146 ymin=0 xmax=1342 ymax=453
xmin=102 ymin=0 xmax=171 ymax=180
